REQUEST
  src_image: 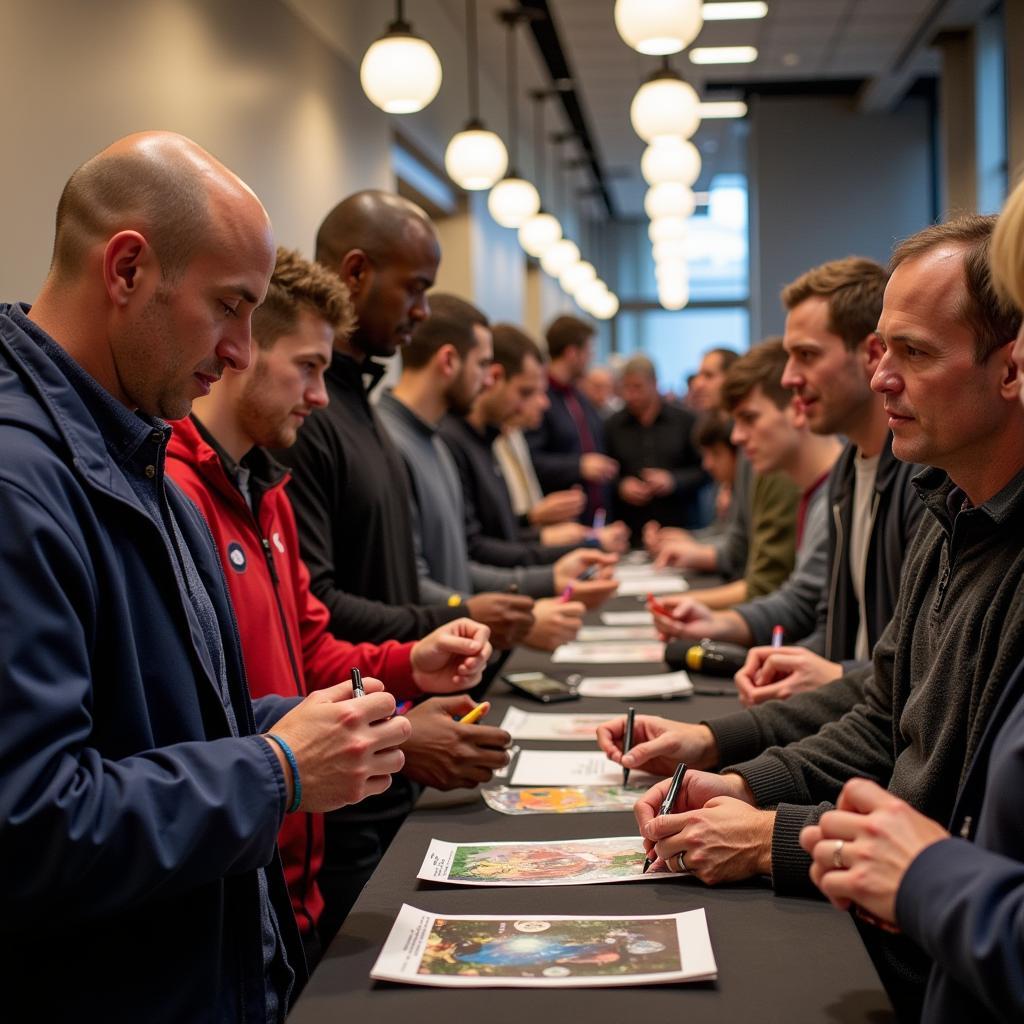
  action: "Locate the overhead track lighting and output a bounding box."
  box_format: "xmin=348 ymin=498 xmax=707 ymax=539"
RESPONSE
xmin=445 ymin=0 xmax=508 ymax=190
xmin=701 ymin=2 xmax=767 ymax=20
xmin=360 ymin=0 xmax=442 ymax=114
xmin=689 ymin=46 xmax=759 ymax=64
xmin=614 ymin=0 xmax=703 ymax=55
xmin=698 ymin=100 xmax=749 ymax=119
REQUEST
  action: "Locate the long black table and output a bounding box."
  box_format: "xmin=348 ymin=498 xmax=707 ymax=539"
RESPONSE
xmin=291 ymin=592 xmax=894 ymax=1023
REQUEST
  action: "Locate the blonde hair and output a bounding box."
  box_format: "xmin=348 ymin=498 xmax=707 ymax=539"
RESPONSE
xmin=991 ymin=177 xmax=1024 ymax=312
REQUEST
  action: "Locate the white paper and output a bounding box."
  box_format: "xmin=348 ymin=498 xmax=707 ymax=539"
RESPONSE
xmin=601 ymin=610 xmax=655 ymax=626
xmin=510 ymin=749 xmax=660 ymax=788
xmin=577 ymin=625 xmax=660 ymax=642
xmin=370 ymin=904 xmax=717 ymax=987
xmin=499 ymin=707 xmax=613 ymax=741
xmin=551 ymin=642 xmax=666 ymax=665
xmin=576 ymin=671 xmax=694 ymax=700
xmin=417 ymin=836 xmax=670 ymax=886
xmin=616 ymin=576 xmax=688 ymax=596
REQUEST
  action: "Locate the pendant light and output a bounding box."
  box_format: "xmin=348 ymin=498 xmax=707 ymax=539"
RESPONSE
xmin=360 ymin=0 xmax=442 ymax=114
xmin=488 ymin=11 xmax=541 ymax=228
xmin=518 ymin=92 xmax=562 ymax=257
xmin=630 ymin=61 xmax=701 ymax=142
xmin=641 ymin=136 xmax=701 ymax=187
xmin=644 ymin=182 xmax=696 ymax=220
xmin=560 ymin=260 xmax=597 ymax=296
xmin=445 ymin=0 xmax=508 ymax=191
xmin=649 ymin=216 xmax=690 ymax=244
xmin=614 ymin=0 xmax=703 ymax=56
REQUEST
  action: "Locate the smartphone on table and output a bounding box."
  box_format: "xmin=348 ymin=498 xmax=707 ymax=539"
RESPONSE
xmin=502 ymin=671 xmax=580 ymax=703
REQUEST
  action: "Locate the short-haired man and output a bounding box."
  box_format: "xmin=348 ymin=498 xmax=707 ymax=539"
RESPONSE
xmin=688 ymin=346 xmax=740 ymax=412
xmin=604 ymin=354 xmax=706 ymax=539
xmin=165 ymin=248 xmax=497 ymax=967
xmin=0 ymin=133 xmax=412 ymax=1021
xmin=377 ymin=294 xmax=616 ymax=647
xmin=652 ymin=339 xmax=839 ymax=632
xmin=580 ymin=363 xmax=622 ymax=417
xmin=653 ymin=342 xmax=803 ymax=610
xmin=277 ymin=192 xmax=534 ymax=650
xmin=526 ymin=314 xmax=619 ymax=521
xmin=633 ymin=216 xmax=1024 ymax=1020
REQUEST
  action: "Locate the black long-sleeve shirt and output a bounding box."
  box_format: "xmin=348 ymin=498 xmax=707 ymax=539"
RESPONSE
xmin=274 ymin=352 xmax=459 ymax=644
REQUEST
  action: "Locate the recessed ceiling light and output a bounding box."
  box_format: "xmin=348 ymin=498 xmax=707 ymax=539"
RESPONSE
xmin=702 ymin=2 xmax=768 ymax=20
xmin=698 ymin=100 xmax=748 ymax=118
xmin=689 ymin=46 xmax=758 ymax=64
xmin=782 ymin=52 xmax=800 ymax=66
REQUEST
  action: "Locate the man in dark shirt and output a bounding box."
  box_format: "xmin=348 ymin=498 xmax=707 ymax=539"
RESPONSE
xmin=604 ymin=353 xmax=706 ymax=538
xmin=526 ymin=314 xmax=618 ymax=520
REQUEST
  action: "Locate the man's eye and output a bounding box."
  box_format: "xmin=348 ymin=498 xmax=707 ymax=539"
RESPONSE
xmin=221 ymin=302 xmax=238 ymax=318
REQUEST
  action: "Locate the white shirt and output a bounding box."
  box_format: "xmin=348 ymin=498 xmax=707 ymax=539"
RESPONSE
xmin=850 ymin=452 xmax=880 ymax=661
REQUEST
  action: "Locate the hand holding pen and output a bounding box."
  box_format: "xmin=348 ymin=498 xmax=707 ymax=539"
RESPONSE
xmin=642 ymin=762 xmax=687 ymax=873
xmin=622 ymin=706 xmax=636 ymax=787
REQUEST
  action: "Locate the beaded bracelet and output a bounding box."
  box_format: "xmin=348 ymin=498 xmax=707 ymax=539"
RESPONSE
xmin=266 ymin=733 xmax=302 ymax=813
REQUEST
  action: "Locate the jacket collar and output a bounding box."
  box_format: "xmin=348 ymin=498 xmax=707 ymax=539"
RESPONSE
xmin=0 ymin=303 xmax=166 ymax=501
xmin=913 ymin=463 xmax=1024 ymax=533
xmin=443 ymin=411 xmax=500 ymax=447
xmin=326 ymin=349 xmax=388 ymax=396
xmin=378 ymin=388 xmax=439 ymax=438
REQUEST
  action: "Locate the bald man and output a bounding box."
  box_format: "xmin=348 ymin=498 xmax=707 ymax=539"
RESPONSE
xmin=0 ymin=134 xmax=413 ymax=1022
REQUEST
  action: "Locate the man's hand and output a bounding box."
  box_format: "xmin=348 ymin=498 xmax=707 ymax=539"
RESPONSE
xmin=553 ymin=549 xmax=619 ymax=608
xmin=735 ymin=646 xmax=843 ymax=707
xmin=596 ymin=714 xmax=719 ymax=776
xmin=529 ymin=487 xmax=586 ymax=525
xmin=619 ymin=476 xmax=653 ymax=506
xmin=541 ymin=520 xmax=630 ymax=553
xmin=411 ymin=618 xmax=493 ymax=693
xmin=265 ymin=678 xmax=411 ymax=812
xmin=524 ymin=598 xmax=585 ymax=651
xmin=401 ymin=695 xmax=512 ymax=790
xmin=650 ymin=596 xmax=714 ymax=640
xmin=800 ymin=778 xmax=949 ymax=925
xmin=643 ymin=797 xmax=776 ymax=883
xmin=580 ymin=452 xmax=619 ymax=483
xmin=464 ymin=592 xmax=535 ymax=649
xmin=641 ymin=468 xmax=676 ymax=497
xmin=597 ymin=520 xmax=631 ymax=553
xmin=653 ymin=535 xmax=715 ymax=571
xmin=642 ymin=521 xmax=690 ymax=556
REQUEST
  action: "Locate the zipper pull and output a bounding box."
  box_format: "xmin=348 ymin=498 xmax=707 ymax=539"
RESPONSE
xmin=261 ymin=538 xmax=280 ymax=583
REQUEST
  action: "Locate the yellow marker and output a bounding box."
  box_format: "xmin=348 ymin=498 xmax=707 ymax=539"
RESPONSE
xmin=458 ymin=701 xmax=490 ymax=725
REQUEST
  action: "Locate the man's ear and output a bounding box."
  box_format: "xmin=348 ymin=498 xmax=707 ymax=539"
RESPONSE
xmin=437 ymin=343 xmax=459 ymax=379
xmin=862 ymin=332 xmax=884 ymax=375
xmin=997 ymin=338 xmax=1020 ymax=402
xmin=338 ymin=250 xmax=371 ymax=297
xmin=103 ymin=231 xmax=150 ymax=307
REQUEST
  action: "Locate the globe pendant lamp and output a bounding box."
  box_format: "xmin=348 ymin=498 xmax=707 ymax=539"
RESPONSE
xmin=644 ymin=182 xmax=696 ymax=220
xmin=487 ymin=12 xmax=540 ymax=227
xmin=653 ymin=238 xmax=688 ymax=264
xmin=540 ymin=238 xmax=581 ymax=277
xmin=630 ymin=63 xmax=701 ymax=142
xmin=614 ymin=0 xmax=703 ymax=56
xmin=445 ymin=0 xmax=508 ymax=190
xmin=649 ymin=216 xmax=690 ymax=243
xmin=560 ymin=260 xmax=597 ymax=296
xmin=659 ymin=280 xmax=690 ymax=310
xmin=518 ymin=91 xmax=562 ymax=258
xmin=591 ymin=290 xmax=620 ymax=319
xmin=577 ymin=278 xmax=609 ymax=312
xmin=641 ymin=137 xmax=702 ymax=187
xmin=360 ymin=0 xmax=442 ymax=114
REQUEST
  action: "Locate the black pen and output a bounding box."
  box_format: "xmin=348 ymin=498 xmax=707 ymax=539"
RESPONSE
xmin=350 ymin=667 xmax=365 ymax=698
xmin=622 ymin=706 xmax=636 ymax=787
xmin=577 ymin=564 xmax=599 ymax=581
xmin=642 ymin=761 xmax=687 ymax=873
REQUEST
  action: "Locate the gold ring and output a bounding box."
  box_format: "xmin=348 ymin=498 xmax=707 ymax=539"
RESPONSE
xmin=832 ymin=839 xmax=845 ymax=869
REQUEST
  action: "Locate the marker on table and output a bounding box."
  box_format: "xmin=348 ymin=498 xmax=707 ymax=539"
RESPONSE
xmin=350 ymin=667 xmax=365 ymax=698
xmin=622 ymin=706 xmax=636 ymax=787
xmin=558 ymin=584 xmax=575 ymax=603
xmin=771 ymin=624 xmax=785 ymax=648
xmin=458 ymin=700 xmax=491 ymax=725
xmin=642 ymin=761 xmax=687 ymax=873
xmin=592 ymin=507 xmax=607 ymax=531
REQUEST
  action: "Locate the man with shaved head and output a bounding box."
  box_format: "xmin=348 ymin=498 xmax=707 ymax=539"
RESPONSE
xmin=277 ymin=191 xmax=534 ymax=943
xmin=0 ymin=134 xmax=416 ymax=1022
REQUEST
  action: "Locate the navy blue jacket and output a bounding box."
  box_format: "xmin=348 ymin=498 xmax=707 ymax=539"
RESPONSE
xmin=0 ymin=305 xmax=303 ymax=1022
xmin=896 ymin=647 xmax=1024 ymax=1023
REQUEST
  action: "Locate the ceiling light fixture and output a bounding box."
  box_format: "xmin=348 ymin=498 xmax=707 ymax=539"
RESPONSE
xmin=518 ymin=91 xmax=562 ymax=256
xmin=445 ymin=0 xmax=508 ymax=190
xmin=641 ymin=136 xmax=702 ymax=187
xmin=689 ymin=46 xmax=758 ymax=64
xmin=614 ymin=0 xmax=703 ymax=55
xmin=488 ymin=11 xmax=541 ymax=227
xmin=560 ymin=260 xmax=597 ymax=296
xmin=360 ymin=0 xmax=443 ymax=114
xmin=644 ymin=182 xmax=697 ymax=220
xmin=701 ymin=2 xmax=768 ymax=21
xmin=698 ymin=100 xmax=749 ymax=118
xmin=630 ymin=62 xmax=701 ymax=142
xmin=649 ymin=216 xmax=690 ymax=243
xmin=540 ymin=238 xmax=581 ymax=277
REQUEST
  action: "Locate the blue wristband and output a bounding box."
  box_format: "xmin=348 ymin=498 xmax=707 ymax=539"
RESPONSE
xmin=266 ymin=733 xmax=302 ymax=813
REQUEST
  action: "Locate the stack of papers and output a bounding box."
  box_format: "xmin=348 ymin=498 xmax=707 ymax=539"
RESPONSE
xmin=601 ymin=610 xmax=655 ymax=626
xmin=498 ymin=707 xmax=612 ymax=741
xmin=577 ymin=625 xmax=660 ymax=642
xmin=509 ymin=750 xmax=659 ymax=788
xmin=370 ymin=905 xmax=717 ymax=986
xmin=552 ymin=642 xmax=666 ymax=665
xmin=576 ymin=671 xmax=694 ymax=699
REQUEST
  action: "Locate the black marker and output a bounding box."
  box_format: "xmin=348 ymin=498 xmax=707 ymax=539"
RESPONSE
xmin=622 ymin=706 xmax=636 ymax=787
xmin=577 ymin=564 xmax=599 ymax=582
xmin=642 ymin=761 xmax=687 ymax=873
xmin=350 ymin=667 xmax=365 ymax=698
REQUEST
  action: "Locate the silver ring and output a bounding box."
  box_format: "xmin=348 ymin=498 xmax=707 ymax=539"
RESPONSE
xmin=832 ymin=839 xmax=845 ymax=869
xmin=676 ymin=850 xmax=688 ymax=873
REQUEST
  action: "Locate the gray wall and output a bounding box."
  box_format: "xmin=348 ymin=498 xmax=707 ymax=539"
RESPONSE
xmin=748 ymin=94 xmax=935 ymax=340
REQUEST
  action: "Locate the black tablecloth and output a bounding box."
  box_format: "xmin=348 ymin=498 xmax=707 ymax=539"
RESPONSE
xmin=291 ymin=590 xmax=895 ymax=1023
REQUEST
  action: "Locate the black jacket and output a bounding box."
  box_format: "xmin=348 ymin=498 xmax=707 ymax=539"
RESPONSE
xmin=439 ymin=414 xmax=570 ymax=567
xmin=275 ymin=352 xmax=459 ymax=644
xmin=809 ymin=434 xmax=925 ymax=669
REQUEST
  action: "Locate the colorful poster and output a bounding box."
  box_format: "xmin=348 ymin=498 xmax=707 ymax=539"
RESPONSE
xmin=417 ymin=836 xmax=668 ymax=886
xmin=481 ymin=785 xmax=640 ymax=815
xmin=370 ymin=905 xmax=717 ymax=987
xmin=498 ymin=707 xmax=613 ymax=741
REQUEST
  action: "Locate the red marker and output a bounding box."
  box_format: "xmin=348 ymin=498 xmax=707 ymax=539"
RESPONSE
xmin=771 ymin=624 xmax=785 ymax=648
xmin=646 ymin=593 xmax=673 ymax=617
